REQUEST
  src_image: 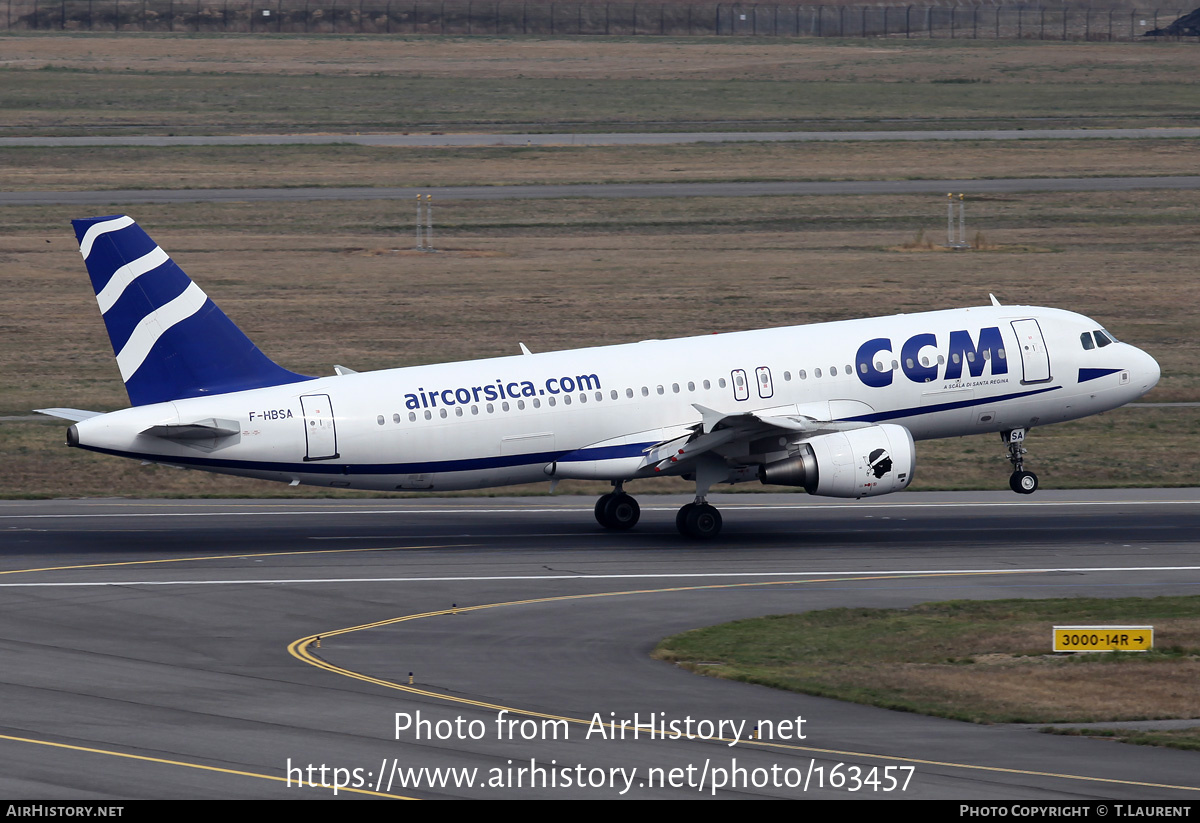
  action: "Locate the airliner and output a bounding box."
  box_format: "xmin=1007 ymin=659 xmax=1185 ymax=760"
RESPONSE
xmin=39 ymin=216 xmax=1161 ymax=538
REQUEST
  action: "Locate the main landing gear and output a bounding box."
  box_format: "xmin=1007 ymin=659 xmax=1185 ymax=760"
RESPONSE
xmin=675 ymin=501 xmax=722 ymax=540
xmin=1003 ymin=428 xmax=1039 ymax=495
xmin=595 ymin=483 xmax=640 ymax=531
xmin=593 ymin=476 xmax=726 ymax=540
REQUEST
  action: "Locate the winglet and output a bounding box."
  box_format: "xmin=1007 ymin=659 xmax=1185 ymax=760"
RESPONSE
xmin=519 ymin=342 xmax=533 ymax=356
xmin=989 ymin=293 xmax=1002 ymax=307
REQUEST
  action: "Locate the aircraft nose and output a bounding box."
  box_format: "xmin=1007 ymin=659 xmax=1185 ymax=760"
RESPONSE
xmin=1134 ymin=346 xmax=1160 ymax=396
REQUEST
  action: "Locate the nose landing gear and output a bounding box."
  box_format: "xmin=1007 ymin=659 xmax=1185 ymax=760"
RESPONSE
xmin=1003 ymin=428 xmax=1039 ymax=495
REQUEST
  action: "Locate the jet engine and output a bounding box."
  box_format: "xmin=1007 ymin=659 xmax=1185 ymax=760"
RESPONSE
xmin=758 ymin=423 xmax=915 ymax=498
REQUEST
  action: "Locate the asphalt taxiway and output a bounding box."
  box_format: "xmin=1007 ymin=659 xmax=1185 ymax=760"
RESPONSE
xmin=1 ymin=490 xmax=1198 ymax=799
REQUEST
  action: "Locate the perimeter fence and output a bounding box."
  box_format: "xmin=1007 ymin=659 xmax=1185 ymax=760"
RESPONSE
xmin=2 ymin=0 xmax=1194 ymax=39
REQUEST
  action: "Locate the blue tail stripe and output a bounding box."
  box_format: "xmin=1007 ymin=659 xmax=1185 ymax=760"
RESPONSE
xmin=101 ymin=259 xmax=191 ymax=355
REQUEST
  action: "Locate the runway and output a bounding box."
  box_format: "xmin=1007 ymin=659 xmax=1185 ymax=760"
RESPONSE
xmin=6 ymin=176 xmax=1200 ymax=207
xmin=1 ymin=490 xmax=1198 ymax=799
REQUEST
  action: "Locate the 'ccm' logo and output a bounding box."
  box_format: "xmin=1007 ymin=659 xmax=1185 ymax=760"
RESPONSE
xmin=855 ymin=327 xmax=1008 ymax=388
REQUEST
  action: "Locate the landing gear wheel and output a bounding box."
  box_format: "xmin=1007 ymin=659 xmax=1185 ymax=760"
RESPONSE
xmin=678 ymin=503 xmax=722 ymax=539
xmin=676 ymin=503 xmax=696 ymax=534
xmin=594 ymin=493 xmax=614 ymax=527
xmin=1010 ymin=471 xmax=1039 ymax=495
xmin=602 ymin=493 xmax=640 ymax=530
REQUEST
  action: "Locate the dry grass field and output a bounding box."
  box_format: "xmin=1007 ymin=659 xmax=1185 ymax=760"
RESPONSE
xmin=3 ymin=34 xmax=1200 ymax=134
xmin=5 ymin=139 xmax=1200 ymax=191
xmin=1 ymin=33 xmax=1197 ymax=498
xmin=655 ymin=597 xmax=1200 ymax=726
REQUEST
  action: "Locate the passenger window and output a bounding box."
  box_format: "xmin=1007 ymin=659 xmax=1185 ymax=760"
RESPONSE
xmin=798 ymin=370 xmax=807 ymax=380
xmin=377 ymin=415 xmax=384 ymax=426
xmin=409 ymin=412 xmax=417 ymax=422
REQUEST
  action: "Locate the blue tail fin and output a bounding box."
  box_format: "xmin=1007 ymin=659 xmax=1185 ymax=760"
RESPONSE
xmin=73 ymin=215 xmax=312 ymax=406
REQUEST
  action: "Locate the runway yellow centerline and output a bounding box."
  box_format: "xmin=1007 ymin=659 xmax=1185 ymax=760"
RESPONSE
xmin=0 ymin=733 xmax=417 ymax=799
xmin=288 ymin=570 xmax=1200 ymax=795
xmin=0 ymin=544 xmax=469 ymax=576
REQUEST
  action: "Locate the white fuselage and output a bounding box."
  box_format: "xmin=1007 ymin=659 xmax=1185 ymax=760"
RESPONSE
xmin=71 ymin=305 xmax=1160 ymax=493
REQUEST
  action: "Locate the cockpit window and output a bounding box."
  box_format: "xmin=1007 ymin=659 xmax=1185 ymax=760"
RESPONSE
xmin=1080 ymin=332 xmax=1095 ymax=350
xmin=1094 ymin=329 xmax=1114 ymax=348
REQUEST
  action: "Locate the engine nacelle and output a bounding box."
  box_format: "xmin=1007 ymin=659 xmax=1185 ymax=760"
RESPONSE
xmin=758 ymin=423 xmax=915 ymax=498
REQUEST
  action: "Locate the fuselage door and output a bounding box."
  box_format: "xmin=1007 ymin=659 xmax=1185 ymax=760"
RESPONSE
xmin=731 ymin=369 xmax=749 ymax=401
xmin=1010 ymin=319 xmax=1052 ymax=384
xmin=755 ymin=366 xmax=774 ymax=399
xmin=300 ymin=393 xmax=339 ymax=461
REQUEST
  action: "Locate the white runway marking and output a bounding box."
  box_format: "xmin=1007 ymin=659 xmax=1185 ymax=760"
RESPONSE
xmin=2 ymin=499 xmax=1197 ymax=519
xmin=3 ymin=565 xmax=1198 ymax=588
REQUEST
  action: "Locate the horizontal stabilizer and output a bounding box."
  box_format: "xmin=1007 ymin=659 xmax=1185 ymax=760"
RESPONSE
xmin=35 ymin=408 xmax=103 ymax=422
xmin=141 ymin=419 xmax=241 ymax=440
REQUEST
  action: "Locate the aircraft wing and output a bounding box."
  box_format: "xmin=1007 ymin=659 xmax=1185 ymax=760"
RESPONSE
xmin=644 ymin=403 xmax=871 ymax=474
